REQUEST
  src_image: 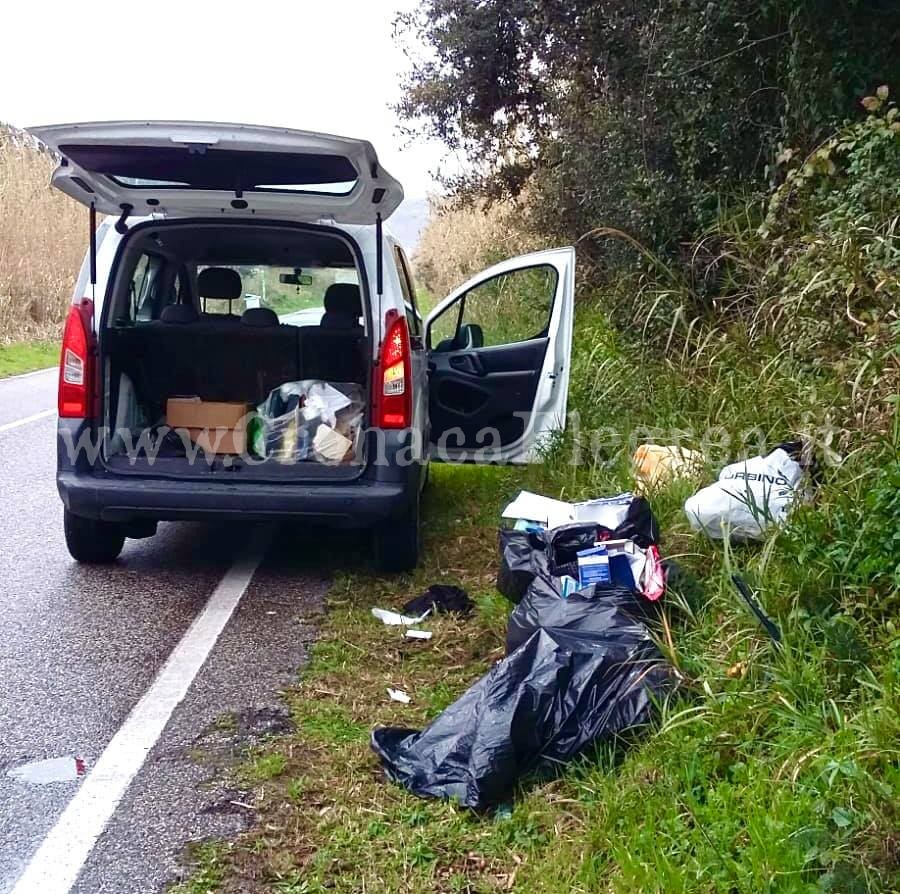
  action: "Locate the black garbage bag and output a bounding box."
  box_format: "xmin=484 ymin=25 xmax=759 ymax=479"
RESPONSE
xmin=496 ymin=528 xmax=544 ymax=602
xmin=506 ymin=584 xmax=658 ymax=654
xmin=371 ymin=617 xmax=671 ymax=810
xmin=496 ymin=498 xmax=661 ymax=604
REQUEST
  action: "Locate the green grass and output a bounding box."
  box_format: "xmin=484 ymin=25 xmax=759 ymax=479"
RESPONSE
xmin=174 ymin=297 xmax=898 ymax=894
xmin=170 ymin=841 xmax=227 ymax=894
xmin=0 ymin=340 xmax=57 ymax=378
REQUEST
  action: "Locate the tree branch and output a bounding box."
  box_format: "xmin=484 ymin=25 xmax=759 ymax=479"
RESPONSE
xmin=658 ymin=31 xmax=788 ymax=79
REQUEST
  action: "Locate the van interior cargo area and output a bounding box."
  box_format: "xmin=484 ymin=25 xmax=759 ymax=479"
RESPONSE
xmin=102 ymin=223 xmax=369 ymax=480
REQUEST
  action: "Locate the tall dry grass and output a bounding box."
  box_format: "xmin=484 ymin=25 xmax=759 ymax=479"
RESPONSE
xmin=413 ymin=194 xmax=540 ymax=300
xmin=0 ymin=127 xmax=84 ymax=344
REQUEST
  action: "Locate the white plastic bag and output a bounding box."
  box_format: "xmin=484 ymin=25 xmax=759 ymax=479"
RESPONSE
xmin=684 ymin=448 xmax=803 ymax=541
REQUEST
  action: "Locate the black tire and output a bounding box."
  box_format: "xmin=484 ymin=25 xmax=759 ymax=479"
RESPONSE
xmin=373 ymin=496 xmax=421 ymax=573
xmin=64 ymin=510 xmax=126 ymax=564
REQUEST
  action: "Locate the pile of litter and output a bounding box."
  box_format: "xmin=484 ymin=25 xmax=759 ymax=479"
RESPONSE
xmin=249 ymin=380 xmax=364 ymax=464
xmin=371 ymin=492 xmax=675 ymax=810
xmin=369 ymin=444 xmax=816 ymax=809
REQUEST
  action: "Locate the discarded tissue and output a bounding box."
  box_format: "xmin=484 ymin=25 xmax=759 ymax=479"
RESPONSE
xmin=387 ymin=688 xmax=412 ymax=705
xmin=371 ymin=607 xmax=430 ymax=627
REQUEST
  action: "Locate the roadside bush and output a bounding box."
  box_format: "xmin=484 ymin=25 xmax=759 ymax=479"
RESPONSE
xmin=413 ymin=194 xmax=540 ymax=299
xmin=398 ymin=0 xmax=900 ymax=262
xmin=0 ymin=125 xmax=84 ymax=343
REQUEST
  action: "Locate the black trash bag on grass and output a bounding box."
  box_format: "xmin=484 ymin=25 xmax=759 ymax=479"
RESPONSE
xmin=403 ymin=584 xmax=475 ymax=617
xmin=506 ymin=584 xmax=658 ymax=654
xmin=371 ymin=609 xmax=671 ymax=810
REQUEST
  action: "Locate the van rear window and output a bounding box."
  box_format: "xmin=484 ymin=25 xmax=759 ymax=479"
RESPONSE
xmin=60 ymin=144 xmax=358 ymax=196
xmin=199 ymin=265 xmax=360 ymax=324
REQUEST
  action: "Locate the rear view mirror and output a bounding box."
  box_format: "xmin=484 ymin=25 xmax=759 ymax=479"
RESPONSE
xmin=279 ymin=271 xmax=313 ymax=286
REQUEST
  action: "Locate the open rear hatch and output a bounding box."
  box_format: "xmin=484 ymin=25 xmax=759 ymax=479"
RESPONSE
xmin=99 ymin=219 xmax=373 ymax=483
xmin=28 ymin=121 xmax=403 ymax=223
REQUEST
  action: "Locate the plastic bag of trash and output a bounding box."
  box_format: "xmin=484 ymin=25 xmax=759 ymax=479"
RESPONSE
xmin=496 ymin=528 xmax=546 ymax=602
xmin=252 ymin=381 xmax=364 ymax=464
xmin=497 ymin=497 xmax=660 ymax=603
xmin=684 ymin=447 xmax=804 ymax=540
xmin=371 ymin=610 xmax=671 ymax=810
xmin=506 ymin=583 xmax=657 ymax=653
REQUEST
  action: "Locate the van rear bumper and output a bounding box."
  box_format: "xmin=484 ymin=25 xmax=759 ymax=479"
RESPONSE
xmin=57 ymin=421 xmax=421 ymax=528
xmin=57 ymin=470 xmax=413 ymax=526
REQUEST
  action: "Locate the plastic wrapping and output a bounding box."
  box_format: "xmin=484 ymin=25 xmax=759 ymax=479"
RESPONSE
xmin=506 ymin=584 xmax=657 ymax=654
xmin=252 ymin=380 xmax=364 ymax=464
xmin=496 ymin=528 xmax=545 ymax=602
xmin=371 ymin=610 xmax=671 ymax=810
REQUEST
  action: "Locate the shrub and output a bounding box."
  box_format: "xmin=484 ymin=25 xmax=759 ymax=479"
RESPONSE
xmin=0 ymin=125 xmax=84 ymax=343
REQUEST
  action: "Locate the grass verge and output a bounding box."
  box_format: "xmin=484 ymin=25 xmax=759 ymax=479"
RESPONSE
xmin=0 ymin=340 xmax=57 ymax=378
xmin=174 ymin=301 xmax=898 ymax=894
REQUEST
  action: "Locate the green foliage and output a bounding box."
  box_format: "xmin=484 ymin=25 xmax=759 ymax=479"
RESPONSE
xmin=398 ymin=1 xmax=900 ymax=260
xmin=786 ymin=457 xmax=900 ymax=599
xmin=756 ymin=92 xmax=900 ymax=344
xmin=429 ymin=264 xmax=557 ymax=348
xmin=168 ymin=840 xmax=226 ymax=894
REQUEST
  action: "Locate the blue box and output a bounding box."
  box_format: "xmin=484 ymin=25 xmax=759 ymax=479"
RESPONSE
xmin=577 ymin=546 xmax=611 ymax=588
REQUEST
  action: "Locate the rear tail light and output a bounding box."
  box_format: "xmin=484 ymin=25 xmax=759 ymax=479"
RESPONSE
xmin=375 ymin=312 xmax=412 ymax=429
xmin=58 ymin=300 xmax=95 ymax=419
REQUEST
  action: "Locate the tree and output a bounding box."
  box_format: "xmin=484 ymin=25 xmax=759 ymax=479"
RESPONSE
xmin=397 ymin=0 xmax=900 ymax=261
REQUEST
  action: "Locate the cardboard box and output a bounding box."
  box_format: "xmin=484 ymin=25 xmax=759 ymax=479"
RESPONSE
xmin=166 ymin=397 xmax=251 ymax=455
xmin=312 ymin=423 xmax=352 ymax=463
xmin=576 ymin=546 xmax=612 ymax=589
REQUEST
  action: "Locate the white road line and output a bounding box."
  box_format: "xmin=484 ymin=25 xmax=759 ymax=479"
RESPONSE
xmin=11 ymin=525 xmax=274 ymax=894
xmin=0 ymin=410 xmax=56 ymax=434
xmin=0 ymin=365 xmax=57 ymax=383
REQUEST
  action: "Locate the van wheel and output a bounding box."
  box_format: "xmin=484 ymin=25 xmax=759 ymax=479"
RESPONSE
xmin=64 ymin=510 xmax=126 ymax=563
xmin=373 ymin=500 xmax=420 ymax=573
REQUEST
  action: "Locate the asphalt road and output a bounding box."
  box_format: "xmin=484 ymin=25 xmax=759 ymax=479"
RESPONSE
xmin=0 ymin=368 xmax=328 ymax=893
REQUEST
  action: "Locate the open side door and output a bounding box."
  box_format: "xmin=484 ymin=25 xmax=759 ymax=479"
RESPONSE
xmin=424 ymin=247 xmax=575 ymax=463
xmin=27 ymin=120 xmax=403 ymax=224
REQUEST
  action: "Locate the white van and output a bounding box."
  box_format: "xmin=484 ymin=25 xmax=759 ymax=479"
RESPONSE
xmin=32 ymin=121 xmax=575 ymax=571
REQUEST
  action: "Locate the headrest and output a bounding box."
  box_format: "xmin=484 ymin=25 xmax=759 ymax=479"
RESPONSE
xmin=324 ymin=283 xmax=362 ymax=318
xmin=160 ymin=304 xmax=199 ymax=324
xmin=241 ymin=307 xmax=279 ymax=328
xmin=198 ymin=267 xmax=242 ymax=300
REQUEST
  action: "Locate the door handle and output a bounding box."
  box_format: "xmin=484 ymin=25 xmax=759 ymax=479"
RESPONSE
xmin=450 ymin=354 xmax=485 ymax=376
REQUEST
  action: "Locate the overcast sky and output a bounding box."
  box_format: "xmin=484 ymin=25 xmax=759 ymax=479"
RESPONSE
xmin=0 ymin=0 xmax=447 ymax=200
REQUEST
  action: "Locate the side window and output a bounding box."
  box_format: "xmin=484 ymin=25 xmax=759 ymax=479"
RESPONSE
xmin=428 ymin=264 xmax=558 ymax=350
xmin=394 ymin=247 xmax=422 ymax=336
xmin=130 ymin=253 xmax=164 ymax=322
